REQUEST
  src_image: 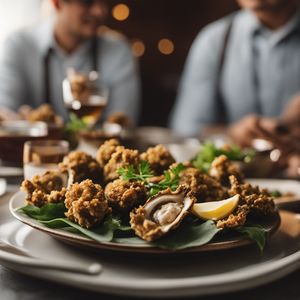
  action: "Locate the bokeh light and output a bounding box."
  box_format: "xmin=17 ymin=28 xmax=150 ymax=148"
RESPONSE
xmin=132 ymin=40 xmax=145 ymax=57
xmin=158 ymin=38 xmax=174 ymax=55
xmin=112 ymin=4 xmax=130 ymax=21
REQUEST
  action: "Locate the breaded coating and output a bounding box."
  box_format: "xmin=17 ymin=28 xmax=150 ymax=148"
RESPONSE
xmin=103 ymin=148 xmax=140 ymax=182
xmin=140 ymin=145 xmax=175 ymax=175
xmin=69 ymin=72 xmax=95 ymax=102
xmin=105 ymin=179 xmax=147 ymax=213
xmin=21 ymin=170 xmax=67 ymax=207
xmin=215 ymin=175 xmax=275 ymax=229
xmin=209 ymin=155 xmax=244 ymax=186
xmin=130 ymin=206 xmax=165 ymax=241
xmin=96 ymin=139 xmax=121 ymax=168
xmin=106 ymin=112 xmax=131 ymax=127
xmin=216 ymin=204 xmax=249 ymax=229
xmin=65 ymin=179 xmax=110 ymax=228
xmin=179 ymin=167 xmax=227 ymax=202
xmin=59 ymin=151 xmax=102 ymax=183
xmin=228 ymin=175 xmax=275 ymax=215
xmin=26 ymin=104 xmax=61 ymax=125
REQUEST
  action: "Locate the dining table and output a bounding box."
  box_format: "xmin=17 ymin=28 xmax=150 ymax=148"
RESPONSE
xmin=0 ymin=178 xmax=300 ymax=300
xmin=0 ymin=256 xmax=300 ymax=300
xmin=0 ymin=129 xmax=300 ymax=300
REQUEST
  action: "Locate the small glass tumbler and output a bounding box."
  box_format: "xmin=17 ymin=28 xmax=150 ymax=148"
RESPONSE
xmin=23 ymin=140 xmax=69 ymax=180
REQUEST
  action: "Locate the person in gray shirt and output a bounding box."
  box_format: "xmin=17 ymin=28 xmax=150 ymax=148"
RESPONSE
xmin=170 ymin=0 xmax=300 ymax=147
xmin=0 ymin=0 xmax=141 ymax=124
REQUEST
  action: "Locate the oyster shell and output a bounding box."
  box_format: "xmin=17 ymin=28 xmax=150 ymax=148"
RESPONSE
xmin=130 ymin=186 xmax=196 ymax=241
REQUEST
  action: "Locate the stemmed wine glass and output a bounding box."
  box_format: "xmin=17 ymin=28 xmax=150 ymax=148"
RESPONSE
xmin=62 ymin=69 xmax=109 ymax=128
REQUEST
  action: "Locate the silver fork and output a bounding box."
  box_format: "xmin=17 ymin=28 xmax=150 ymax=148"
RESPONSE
xmin=0 ymin=240 xmax=102 ymax=275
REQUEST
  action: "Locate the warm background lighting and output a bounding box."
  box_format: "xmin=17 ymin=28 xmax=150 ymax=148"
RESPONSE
xmin=131 ymin=40 xmax=145 ymax=57
xmin=158 ymin=38 xmax=174 ymax=55
xmin=112 ymin=3 xmax=130 ymax=21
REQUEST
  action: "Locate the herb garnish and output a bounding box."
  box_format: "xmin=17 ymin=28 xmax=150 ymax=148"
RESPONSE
xmin=148 ymin=163 xmax=186 ymax=196
xmin=235 ymin=225 xmax=267 ymax=252
xmin=118 ymin=161 xmax=153 ymax=182
xmin=118 ymin=161 xmax=186 ymax=197
xmin=65 ymin=113 xmax=89 ymax=132
xmin=192 ymin=142 xmax=256 ymax=172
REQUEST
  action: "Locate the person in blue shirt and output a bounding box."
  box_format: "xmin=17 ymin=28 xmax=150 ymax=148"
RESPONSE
xmin=170 ymin=0 xmax=300 ymax=148
xmin=0 ymin=0 xmax=141 ymax=124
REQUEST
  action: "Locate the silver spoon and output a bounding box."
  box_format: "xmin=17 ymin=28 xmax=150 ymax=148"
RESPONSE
xmin=0 ymin=240 xmax=102 ymax=275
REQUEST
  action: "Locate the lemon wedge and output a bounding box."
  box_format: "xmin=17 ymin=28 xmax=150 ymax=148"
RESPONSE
xmin=192 ymin=194 xmax=240 ymax=221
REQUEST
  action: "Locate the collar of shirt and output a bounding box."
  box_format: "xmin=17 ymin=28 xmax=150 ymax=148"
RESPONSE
xmin=35 ymin=17 xmax=93 ymax=61
xmin=241 ymin=8 xmax=300 ymax=48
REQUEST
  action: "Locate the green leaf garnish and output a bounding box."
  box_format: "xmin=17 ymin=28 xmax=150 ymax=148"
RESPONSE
xmin=113 ymin=220 xmax=222 ymax=250
xmin=65 ymin=113 xmax=89 ymax=132
xmin=235 ymin=225 xmax=266 ymax=252
xmin=152 ymin=220 xmax=221 ymax=250
xmin=17 ymin=202 xmax=269 ymax=252
xmin=40 ymin=214 xmax=127 ymax=243
xmin=269 ymin=190 xmax=282 ymax=198
xmin=192 ymin=142 xmax=256 ymax=172
xmin=18 ymin=203 xmax=67 ymax=221
xmin=118 ymin=160 xmax=153 ymax=182
xmin=148 ymin=163 xmax=186 ymax=196
xmin=118 ymin=161 xmax=185 ymax=197
xmin=18 ymin=204 xmax=132 ymax=243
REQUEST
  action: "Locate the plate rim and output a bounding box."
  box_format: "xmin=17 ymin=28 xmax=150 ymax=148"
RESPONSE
xmin=247 ymin=178 xmax=300 ymax=206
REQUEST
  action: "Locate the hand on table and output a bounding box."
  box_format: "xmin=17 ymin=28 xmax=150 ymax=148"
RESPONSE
xmin=228 ymin=114 xmax=276 ymax=148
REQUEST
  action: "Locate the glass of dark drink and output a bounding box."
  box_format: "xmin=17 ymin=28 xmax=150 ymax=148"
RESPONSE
xmin=23 ymin=140 xmax=69 ymax=179
xmin=62 ymin=69 xmax=109 ymax=128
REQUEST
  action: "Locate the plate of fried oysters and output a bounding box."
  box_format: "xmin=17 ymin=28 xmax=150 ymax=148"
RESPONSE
xmin=10 ymin=139 xmax=280 ymax=254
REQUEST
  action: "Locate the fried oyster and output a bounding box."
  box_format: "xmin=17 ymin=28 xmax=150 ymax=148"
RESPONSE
xmin=140 ymin=144 xmax=175 ymax=175
xmin=216 ymin=175 xmax=275 ymax=229
xmin=105 ymin=179 xmax=147 ymax=213
xmin=96 ymin=139 xmax=121 ymax=168
xmin=130 ymin=186 xmax=196 ymax=241
xmin=59 ymin=151 xmax=102 ymax=183
xmin=228 ymin=175 xmax=275 ymax=215
xmin=209 ymin=155 xmax=244 ymax=186
xmin=65 ymin=179 xmax=111 ymax=229
xmin=179 ymin=167 xmax=227 ymax=202
xmin=103 ymin=147 xmax=140 ymax=182
xmin=106 ymin=112 xmax=131 ymax=127
xmin=26 ymin=104 xmax=62 ymax=126
xmin=21 ymin=170 xmax=69 ymax=207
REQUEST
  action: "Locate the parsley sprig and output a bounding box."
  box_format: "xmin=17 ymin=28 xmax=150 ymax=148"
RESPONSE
xmin=148 ymin=164 xmax=186 ymax=196
xmin=118 ymin=161 xmax=185 ymax=197
xmin=118 ymin=161 xmax=154 ymax=182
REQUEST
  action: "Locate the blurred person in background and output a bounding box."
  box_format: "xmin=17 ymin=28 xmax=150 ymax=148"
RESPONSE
xmin=0 ymin=0 xmax=140 ymax=123
xmin=170 ymin=0 xmax=300 ymax=176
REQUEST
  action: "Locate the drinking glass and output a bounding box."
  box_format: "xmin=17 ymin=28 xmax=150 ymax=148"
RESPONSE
xmin=23 ymin=140 xmax=69 ymax=179
xmin=0 ymin=121 xmax=48 ymax=165
xmin=62 ymin=69 xmax=109 ymax=128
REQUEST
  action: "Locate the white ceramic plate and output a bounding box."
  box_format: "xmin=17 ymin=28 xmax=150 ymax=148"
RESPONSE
xmin=248 ymin=179 xmax=300 ymax=210
xmin=0 ymin=190 xmax=300 ymax=296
